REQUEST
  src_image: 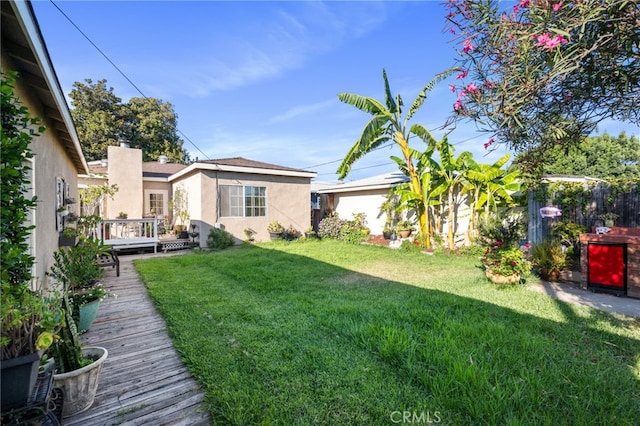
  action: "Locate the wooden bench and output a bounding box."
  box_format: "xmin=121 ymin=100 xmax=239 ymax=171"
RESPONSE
xmin=97 ymin=249 xmax=120 ymax=277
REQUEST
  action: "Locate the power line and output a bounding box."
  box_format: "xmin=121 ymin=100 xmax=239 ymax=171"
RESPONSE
xmin=48 ymin=0 xmax=210 ymax=161
xmin=305 ymin=130 xmax=487 ymax=173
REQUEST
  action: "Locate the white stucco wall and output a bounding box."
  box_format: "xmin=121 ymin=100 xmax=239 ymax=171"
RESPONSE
xmin=332 ymin=189 xmax=388 ymax=235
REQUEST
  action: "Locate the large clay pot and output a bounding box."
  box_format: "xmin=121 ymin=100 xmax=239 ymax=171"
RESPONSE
xmin=53 ymin=346 xmax=108 ymax=418
xmin=398 ymin=230 xmax=412 ymax=238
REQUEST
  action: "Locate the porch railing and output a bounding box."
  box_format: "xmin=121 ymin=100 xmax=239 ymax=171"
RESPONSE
xmin=96 ymin=218 xmax=159 ymax=253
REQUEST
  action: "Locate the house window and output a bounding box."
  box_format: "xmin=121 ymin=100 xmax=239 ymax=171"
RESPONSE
xmin=144 ymin=189 xmax=168 ymax=217
xmin=220 ymin=185 xmax=266 ymax=217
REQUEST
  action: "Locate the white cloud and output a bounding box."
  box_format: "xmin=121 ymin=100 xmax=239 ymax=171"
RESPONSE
xmin=268 ymin=99 xmax=335 ymax=123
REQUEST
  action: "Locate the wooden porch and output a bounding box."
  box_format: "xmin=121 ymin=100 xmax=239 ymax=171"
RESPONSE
xmin=65 ymin=252 xmax=211 ymax=425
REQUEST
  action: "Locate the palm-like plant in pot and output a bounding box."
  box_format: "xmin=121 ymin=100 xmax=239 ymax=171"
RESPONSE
xmin=531 ymin=239 xmax=567 ymax=282
xmin=1 ymin=72 xmax=63 ymax=410
xmin=395 ymin=219 xmax=415 ymax=238
xmin=48 ymin=239 xmax=109 ymax=418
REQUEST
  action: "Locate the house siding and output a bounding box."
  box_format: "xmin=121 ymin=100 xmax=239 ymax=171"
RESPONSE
xmin=6 ymin=62 xmax=81 ymax=289
xmin=192 ymin=170 xmax=311 ymax=244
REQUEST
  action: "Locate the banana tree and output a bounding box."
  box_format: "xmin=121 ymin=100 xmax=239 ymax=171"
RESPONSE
xmin=431 ymin=137 xmax=473 ymax=251
xmin=464 ymin=154 xmax=521 ymax=242
xmin=337 ymin=69 xmax=454 ymax=248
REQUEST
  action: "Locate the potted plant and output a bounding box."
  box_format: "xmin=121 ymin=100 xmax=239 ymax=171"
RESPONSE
xmin=597 ymin=212 xmax=619 ymax=227
xmin=531 ymin=239 xmax=567 ymax=282
xmin=244 ymin=228 xmax=256 ymax=242
xmin=48 ymin=242 xmax=109 ymax=418
xmin=117 ymin=211 xmax=128 ymax=219
xmin=284 ymin=225 xmax=299 ymax=241
xmin=395 ymin=219 xmax=414 ymax=238
xmin=481 ymin=242 xmax=532 ymax=284
xmin=169 ymin=184 xmax=190 ymax=233
xmin=59 ymin=226 xmax=79 ymax=247
xmin=380 ymin=193 xmax=400 ymax=239
xmin=267 ymin=220 xmax=284 ymax=240
xmin=304 ymin=227 xmax=317 ymax=239
xmin=1 ymin=286 xmax=61 ymax=411
xmin=382 ymin=225 xmax=393 ymax=240
xmin=1 ymin=74 xmax=62 ymax=411
xmin=49 ymin=239 xmax=109 ymax=334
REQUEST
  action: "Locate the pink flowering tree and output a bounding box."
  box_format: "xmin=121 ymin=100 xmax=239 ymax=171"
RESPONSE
xmin=444 ymin=0 xmax=639 ymax=160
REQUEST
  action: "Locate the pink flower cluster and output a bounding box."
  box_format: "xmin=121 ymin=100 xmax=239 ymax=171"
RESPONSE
xmin=534 ymin=33 xmax=568 ymax=49
xmin=513 ymin=0 xmax=529 ymax=14
xmin=484 ymin=138 xmax=495 ymax=149
xmin=451 ymin=81 xmax=480 ymax=111
xmin=463 ymin=39 xmax=475 ymax=53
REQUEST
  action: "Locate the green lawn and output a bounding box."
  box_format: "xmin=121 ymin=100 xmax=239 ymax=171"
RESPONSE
xmin=135 ymin=240 xmax=640 ymax=425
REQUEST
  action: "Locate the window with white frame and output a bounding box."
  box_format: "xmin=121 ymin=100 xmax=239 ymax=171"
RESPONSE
xmin=219 ymin=185 xmax=266 ymax=217
xmin=144 ymin=189 xmax=168 ymax=217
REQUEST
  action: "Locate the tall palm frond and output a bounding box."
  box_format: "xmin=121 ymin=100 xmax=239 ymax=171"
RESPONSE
xmin=406 ymin=68 xmax=457 ymax=123
xmin=337 ymin=93 xmax=387 ymax=116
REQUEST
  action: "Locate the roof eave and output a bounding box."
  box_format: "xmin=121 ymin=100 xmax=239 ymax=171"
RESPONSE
xmin=8 ymin=1 xmax=88 ymax=174
xmin=169 ymin=162 xmax=317 ymax=182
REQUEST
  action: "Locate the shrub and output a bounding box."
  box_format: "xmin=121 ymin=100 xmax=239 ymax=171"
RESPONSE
xmin=318 ymin=215 xmax=348 ymax=240
xmin=531 ymin=239 xmax=567 ymax=274
xmin=207 ymin=228 xmax=235 ymax=250
xmin=482 ymin=244 xmax=532 ymax=276
xmin=550 ymin=221 xmax=586 ymax=264
xmin=343 ymin=229 xmax=367 ymax=245
xmin=478 ymin=212 xmax=525 ymax=249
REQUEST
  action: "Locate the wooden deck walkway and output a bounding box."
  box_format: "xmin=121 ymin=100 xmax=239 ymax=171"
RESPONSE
xmin=65 ymin=252 xmax=211 ymax=425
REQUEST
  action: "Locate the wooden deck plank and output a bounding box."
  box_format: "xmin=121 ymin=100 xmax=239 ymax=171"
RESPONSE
xmin=64 ymin=252 xmax=212 ymax=425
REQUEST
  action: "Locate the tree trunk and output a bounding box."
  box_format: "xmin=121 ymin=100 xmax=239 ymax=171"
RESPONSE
xmin=447 ymin=186 xmax=455 ymax=251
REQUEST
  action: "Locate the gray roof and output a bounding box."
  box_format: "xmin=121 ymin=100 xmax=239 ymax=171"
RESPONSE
xmin=196 ymin=157 xmax=313 ymax=174
xmin=318 ymin=172 xmax=408 ymax=193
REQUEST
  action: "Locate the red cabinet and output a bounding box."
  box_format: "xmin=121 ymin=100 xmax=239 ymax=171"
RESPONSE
xmin=587 ymin=243 xmax=626 ymax=295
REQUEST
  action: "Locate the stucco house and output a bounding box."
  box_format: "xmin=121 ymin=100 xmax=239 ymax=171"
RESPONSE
xmin=2 ymin=0 xmax=89 ymax=286
xmin=78 ymin=146 xmax=317 ymax=245
xmin=318 ymin=172 xmax=409 ymax=235
xmin=319 ymin=171 xmax=473 ymax=246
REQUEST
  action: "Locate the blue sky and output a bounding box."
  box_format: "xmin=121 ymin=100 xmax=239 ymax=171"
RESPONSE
xmin=32 ymin=0 xmax=639 ymax=182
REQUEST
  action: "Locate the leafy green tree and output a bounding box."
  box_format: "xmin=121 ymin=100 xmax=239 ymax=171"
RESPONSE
xmin=69 ymin=79 xmax=125 ymax=161
xmin=444 ymin=0 xmax=639 ymax=155
xmin=126 ymin=97 xmax=189 ymax=163
xmin=1 ymin=70 xmax=61 ymax=359
xmin=538 ymin=132 xmax=640 ymax=180
xmin=69 ymin=79 xmax=189 ymax=163
xmin=1 ymin=71 xmax=39 ymax=287
xmin=337 ymin=69 xmax=453 ymax=248
xmin=430 ymin=138 xmax=473 ymax=251
xmin=465 ymin=154 xmax=521 ymax=242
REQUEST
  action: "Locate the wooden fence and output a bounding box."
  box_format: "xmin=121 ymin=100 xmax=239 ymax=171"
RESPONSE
xmin=528 ymin=182 xmax=640 ymax=244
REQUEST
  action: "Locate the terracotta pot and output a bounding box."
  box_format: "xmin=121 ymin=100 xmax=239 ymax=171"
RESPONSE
xmin=485 ymin=269 xmax=520 ymax=284
xmin=398 ymin=230 xmax=412 ymax=238
xmin=541 ymin=269 xmax=561 ymax=282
